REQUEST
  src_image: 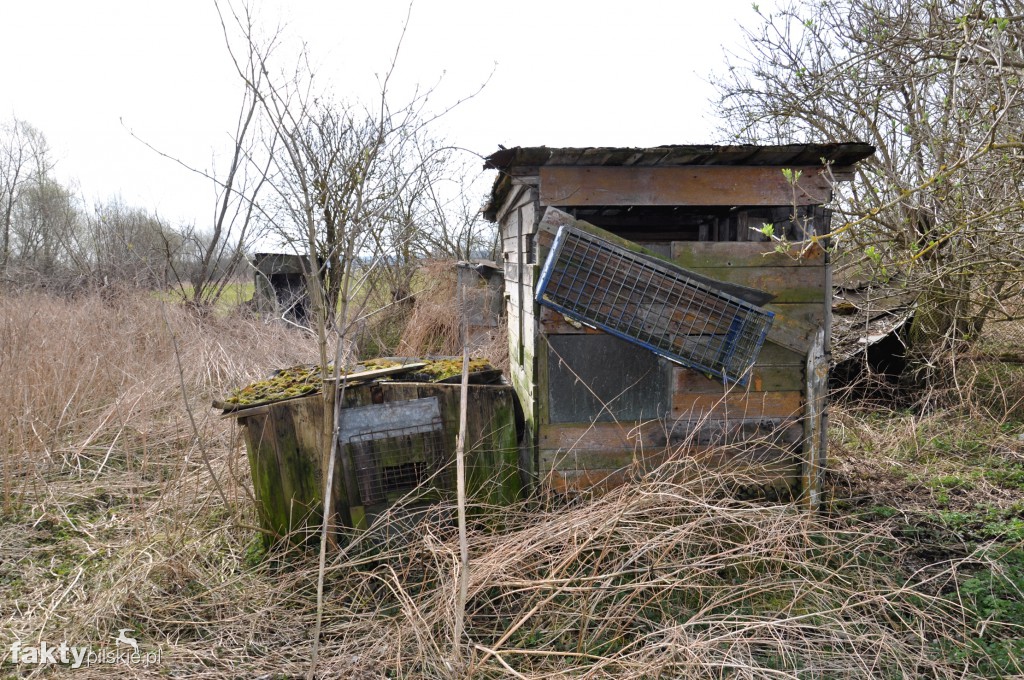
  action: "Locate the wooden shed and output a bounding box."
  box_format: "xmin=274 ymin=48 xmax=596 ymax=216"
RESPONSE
xmin=252 ymin=252 xmax=312 ymax=325
xmin=484 ymin=144 xmax=874 ymax=505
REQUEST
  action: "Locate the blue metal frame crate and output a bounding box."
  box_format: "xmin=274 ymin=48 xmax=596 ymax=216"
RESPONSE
xmin=536 ymin=226 xmax=774 ymax=385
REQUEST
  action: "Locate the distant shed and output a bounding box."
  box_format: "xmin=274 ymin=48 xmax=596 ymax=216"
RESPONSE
xmin=252 ymin=252 xmax=312 ymax=325
xmin=484 ymin=144 xmax=874 ymax=504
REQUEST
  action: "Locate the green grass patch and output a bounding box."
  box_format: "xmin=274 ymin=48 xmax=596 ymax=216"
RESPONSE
xmin=946 ymin=547 xmax=1024 ymax=676
xmin=155 ymin=280 xmax=255 ymax=312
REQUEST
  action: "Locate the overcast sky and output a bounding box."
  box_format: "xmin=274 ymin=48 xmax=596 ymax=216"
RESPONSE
xmin=0 ymin=0 xmax=769 ymax=227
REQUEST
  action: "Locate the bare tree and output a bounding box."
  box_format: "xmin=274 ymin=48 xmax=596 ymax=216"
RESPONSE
xmin=419 ymin=157 xmax=497 ymax=261
xmin=0 ymin=120 xmax=74 ymax=277
xmin=716 ymin=0 xmax=1024 ymax=390
xmin=84 ymin=199 xmax=184 ymax=288
xmin=213 ymin=2 xmax=491 ymax=671
xmin=0 ymin=117 xmax=34 ymax=270
xmin=216 ymin=1 xmax=487 ymax=329
xmin=125 ymin=8 xmax=277 ymax=311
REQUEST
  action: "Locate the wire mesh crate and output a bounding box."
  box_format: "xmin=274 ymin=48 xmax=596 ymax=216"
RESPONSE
xmin=338 ymin=397 xmax=450 ymax=506
xmin=536 ymin=226 xmax=774 ymax=384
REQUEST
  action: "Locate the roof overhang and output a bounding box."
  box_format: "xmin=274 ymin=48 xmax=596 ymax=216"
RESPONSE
xmin=482 ymin=143 xmax=875 ymax=222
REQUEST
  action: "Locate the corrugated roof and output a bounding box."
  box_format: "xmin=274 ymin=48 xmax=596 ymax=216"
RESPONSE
xmin=483 ymin=143 xmax=875 ymax=221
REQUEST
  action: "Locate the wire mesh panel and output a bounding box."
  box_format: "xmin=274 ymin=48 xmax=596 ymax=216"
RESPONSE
xmin=337 ymin=397 xmax=449 ymax=506
xmin=537 ymin=226 xmax=775 ymax=384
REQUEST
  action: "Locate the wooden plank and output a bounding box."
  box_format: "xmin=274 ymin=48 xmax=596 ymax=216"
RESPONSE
xmin=539 ymin=166 xmax=833 ymax=208
xmin=539 ymin=297 xmax=821 ymax=360
xmin=506 ymin=280 xmax=521 ymax=309
xmin=671 ymin=265 xmax=826 ymax=303
xmin=520 ymin=200 xmax=538 ymax=236
xmin=539 ymin=310 xmax=810 ymax=370
xmin=495 ymin=184 xmax=528 ymax=225
xmin=735 ymin=211 xmax=750 ymax=242
xmin=324 ymin=362 xmax=427 ymax=386
xmin=823 ymin=239 xmax=833 ymax=354
xmin=503 ymin=260 xmax=518 ymax=284
xmin=536 ymin=227 xmax=556 ymax=252
xmin=270 ymin=401 xmax=323 ymax=535
xmin=241 ymin=414 xmax=287 ymax=536
xmin=509 ymin=362 xmax=533 ymax=403
xmin=672 ymin=391 xmax=803 ymax=419
xmin=522 ymin=305 xmax=536 ymax=357
xmin=541 ymin=443 xmax=796 ymax=473
xmin=545 ymin=461 xmax=801 ymax=495
xmin=671 ymin=238 xmax=831 ymax=268
xmin=502 ymin=234 xmax=520 ymax=260
xmin=272 ymin=405 xmax=325 ymax=531
xmin=815 ymin=206 xmax=834 ymax=239
xmin=754 ymin=342 xmax=806 ymax=366
xmin=764 ymin=302 xmax=823 ymax=355
xmin=539 ymin=418 xmax=804 ymax=452
xmin=524 ymin=263 xmax=540 ymax=288
xmin=536 ymin=316 xmax=551 ymax=426
xmin=674 ymin=365 xmax=803 ymax=394
xmin=221 ymin=402 xmax=274 ymax=418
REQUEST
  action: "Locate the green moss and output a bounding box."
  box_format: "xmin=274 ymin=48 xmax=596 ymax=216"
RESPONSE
xmin=224 ymin=365 xmax=328 ymax=407
xmin=360 ymin=359 xmax=402 ymax=371
xmin=410 ymin=358 xmax=492 ymax=382
xmin=224 ymin=358 xmax=497 ymax=409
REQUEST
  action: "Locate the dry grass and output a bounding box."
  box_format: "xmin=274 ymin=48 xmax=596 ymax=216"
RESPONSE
xmin=0 ymin=291 xmax=1007 ymax=678
xmin=0 ymin=291 xmax=318 ymax=677
xmin=396 ymin=260 xmax=461 ymax=358
xmin=395 ymin=260 xmax=510 ymax=374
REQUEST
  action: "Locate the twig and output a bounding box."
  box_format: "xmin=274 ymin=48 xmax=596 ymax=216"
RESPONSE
xmin=307 ymin=342 xmax=351 ymax=680
xmin=471 ymin=643 xmax=529 ymax=679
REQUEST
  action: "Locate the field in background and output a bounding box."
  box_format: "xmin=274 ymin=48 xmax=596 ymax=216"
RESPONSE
xmin=154 ymin=280 xmax=256 ymax=313
xmin=1 ymin=290 xmax=1022 ymax=678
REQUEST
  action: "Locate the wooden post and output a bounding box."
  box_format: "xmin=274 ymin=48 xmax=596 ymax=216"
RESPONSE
xmin=802 ymin=326 xmax=827 ymax=508
xmin=454 ymin=264 xmax=471 ymax=664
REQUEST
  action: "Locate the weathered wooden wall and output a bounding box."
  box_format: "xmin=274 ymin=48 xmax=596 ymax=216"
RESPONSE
xmin=237 ymin=395 xmax=328 ymax=542
xmin=497 ymin=184 xmax=543 ymax=488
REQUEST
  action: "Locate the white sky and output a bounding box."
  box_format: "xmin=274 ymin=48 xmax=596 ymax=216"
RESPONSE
xmin=0 ymin=0 xmax=768 ymax=228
